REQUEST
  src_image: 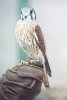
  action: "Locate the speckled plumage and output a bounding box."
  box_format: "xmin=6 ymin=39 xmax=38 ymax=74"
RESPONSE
xmin=15 ymin=20 xmax=43 ymax=61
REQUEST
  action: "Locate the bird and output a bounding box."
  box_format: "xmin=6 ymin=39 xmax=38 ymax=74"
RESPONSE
xmin=15 ymin=7 xmax=52 ymax=87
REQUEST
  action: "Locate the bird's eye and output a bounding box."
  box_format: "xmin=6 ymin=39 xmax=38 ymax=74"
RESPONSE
xmin=30 ymin=9 xmax=34 ymax=20
xmin=30 ymin=9 xmax=33 ymax=14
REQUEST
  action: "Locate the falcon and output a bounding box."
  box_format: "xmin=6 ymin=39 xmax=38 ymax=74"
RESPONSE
xmin=15 ymin=7 xmax=52 ymax=87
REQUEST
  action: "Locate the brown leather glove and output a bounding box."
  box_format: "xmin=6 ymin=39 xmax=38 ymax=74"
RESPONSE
xmin=0 ymin=62 xmax=45 ymax=100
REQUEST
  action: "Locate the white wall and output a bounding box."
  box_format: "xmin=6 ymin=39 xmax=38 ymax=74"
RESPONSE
xmin=30 ymin=0 xmax=67 ymax=87
xmin=0 ymin=0 xmax=17 ymax=76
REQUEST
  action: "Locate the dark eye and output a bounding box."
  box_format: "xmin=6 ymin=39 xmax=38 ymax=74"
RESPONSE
xmin=30 ymin=9 xmax=33 ymax=20
xmin=30 ymin=9 xmax=33 ymax=14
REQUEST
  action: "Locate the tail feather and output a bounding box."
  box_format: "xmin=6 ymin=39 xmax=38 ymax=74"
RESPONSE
xmin=44 ymin=54 xmax=52 ymax=77
xmin=44 ymin=81 xmax=50 ymax=89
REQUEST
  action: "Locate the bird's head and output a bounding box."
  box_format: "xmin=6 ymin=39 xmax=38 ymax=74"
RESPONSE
xmin=20 ymin=7 xmax=36 ymax=21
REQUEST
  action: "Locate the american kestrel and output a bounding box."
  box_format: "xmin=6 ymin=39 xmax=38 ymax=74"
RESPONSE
xmin=15 ymin=7 xmax=52 ymax=87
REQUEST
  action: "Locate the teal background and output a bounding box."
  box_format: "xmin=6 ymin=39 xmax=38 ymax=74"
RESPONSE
xmin=16 ymin=0 xmax=29 ymax=62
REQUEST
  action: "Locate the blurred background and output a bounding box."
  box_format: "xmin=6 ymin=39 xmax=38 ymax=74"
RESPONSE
xmin=0 ymin=0 xmax=67 ymax=99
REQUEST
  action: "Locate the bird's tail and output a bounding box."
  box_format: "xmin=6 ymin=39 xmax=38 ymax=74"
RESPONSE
xmin=44 ymin=54 xmax=52 ymax=77
xmin=43 ymin=69 xmax=50 ymax=89
xmin=44 ymin=81 xmax=50 ymax=89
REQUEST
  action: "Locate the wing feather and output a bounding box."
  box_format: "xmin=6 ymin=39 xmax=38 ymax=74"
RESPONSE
xmin=35 ymin=25 xmax=52 ymax=76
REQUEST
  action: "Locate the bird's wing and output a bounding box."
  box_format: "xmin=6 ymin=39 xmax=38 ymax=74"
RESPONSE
xmin=35 ymin=25 xmax=52 ymax=76
xmin=35 ymin=25 xmax=46 ymax=53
